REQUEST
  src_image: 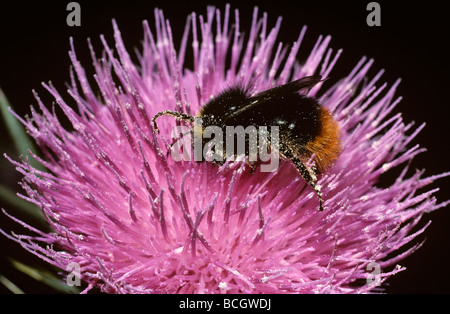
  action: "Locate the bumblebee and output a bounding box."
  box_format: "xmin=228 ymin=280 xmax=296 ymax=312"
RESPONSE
xmin=152 ymin=76 xmax=341 ymax=211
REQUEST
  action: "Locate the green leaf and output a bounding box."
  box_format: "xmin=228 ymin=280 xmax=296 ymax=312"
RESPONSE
xmin=0 ymin=88 xmax=48 ymax=224
xmin=10 ymin=259 xmax=80 ymax=294
xmin=0 ymin=88 xmax=44 ymax=171
xmin=0 ymin=183 xmax=47 ymax=225
xmin=0 ymin=274 xmax=25 ymax=294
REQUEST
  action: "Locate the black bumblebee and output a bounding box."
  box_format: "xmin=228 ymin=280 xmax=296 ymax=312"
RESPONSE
xmin=152 ymin=75 xmax=341 ymax=211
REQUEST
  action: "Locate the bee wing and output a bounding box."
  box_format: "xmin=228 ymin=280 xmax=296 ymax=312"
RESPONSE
xmin=252 ymin=75 xmax=323 ymax=100
xmin=222 ymin=76 xmax=323 ymax=122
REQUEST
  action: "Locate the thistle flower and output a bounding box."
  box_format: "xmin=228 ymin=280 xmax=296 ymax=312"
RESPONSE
xmin=1 ymin=5 xmax=448 ymax=294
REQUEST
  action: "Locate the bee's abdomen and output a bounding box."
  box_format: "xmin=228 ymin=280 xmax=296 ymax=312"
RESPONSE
xmin=304 ymin=106 xmax=341 ymax=172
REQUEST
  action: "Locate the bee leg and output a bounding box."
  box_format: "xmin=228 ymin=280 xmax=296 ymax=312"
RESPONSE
xmin=295 ymin=158 xmax=324 ymax=211
xmin=152 ymin=110 xmax=195 ymax=133
xmin=209 ymin=158 xmax=226 ymax=169
xmin=283 ymin=150 xmax=324 ymax=211
xmin=166 ymin=129 xmax=194 ymax=158
xmin=249 ymin=162 xmax=257 ymax=175
xmin=298 ymin=182 xmax=307 ymax=195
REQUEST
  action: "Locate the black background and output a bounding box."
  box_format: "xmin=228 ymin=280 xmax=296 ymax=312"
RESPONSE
xmin=0 ymin=0 xmax=449 ymax=294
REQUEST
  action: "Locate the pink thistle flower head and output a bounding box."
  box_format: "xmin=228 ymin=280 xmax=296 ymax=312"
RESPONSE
xmin=2 ymin=5 xmax=449 ymax=293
